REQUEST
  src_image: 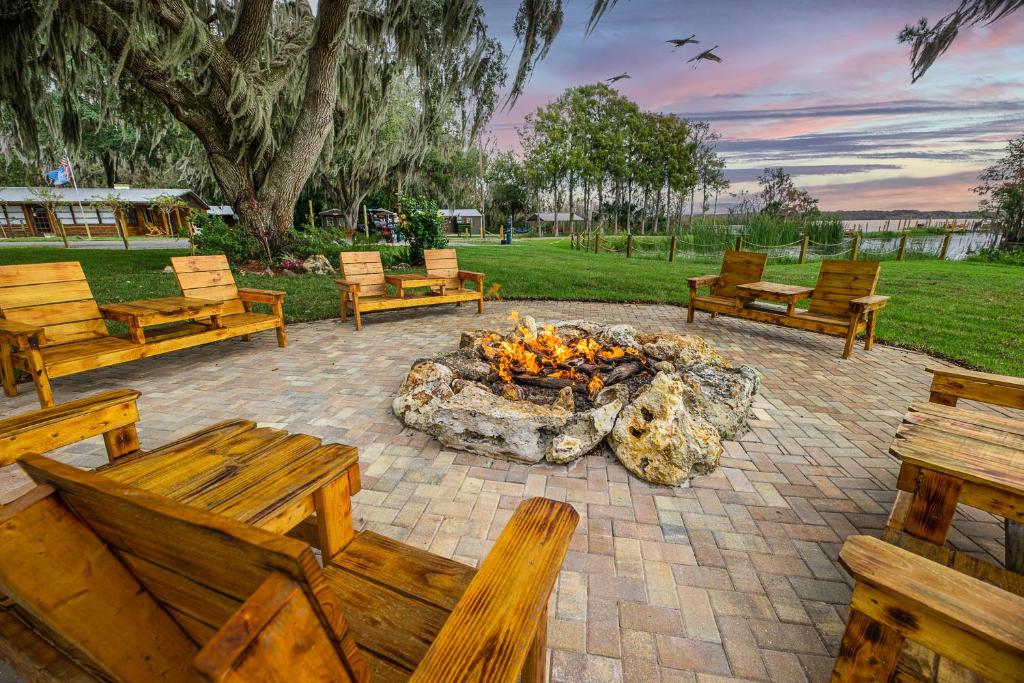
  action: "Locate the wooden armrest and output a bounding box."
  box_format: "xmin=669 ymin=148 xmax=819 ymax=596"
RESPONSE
xmin=0 ymin=319 xmax=46 ymax=348
xmin=837 ymin=535 xmax=1024 ymax=683
xmin=410 ymin=498 xmax=579 ymax=681
xmin=0 ymin=389 xmax=142 ymax=466
xmin=850 ymin=294 xmax=890 ymax=311
xmin=334 ymin=278 xmax=360 ymax=293
xmin=457 ymin=270 xmax=484 ymax=280
xmin=687 ymin=275 xmax=719 ymax=289
xmin=927 ymin=366 xmax=1024 ymax=409
xmin=236 ymin=288 xmax=286 ymax=303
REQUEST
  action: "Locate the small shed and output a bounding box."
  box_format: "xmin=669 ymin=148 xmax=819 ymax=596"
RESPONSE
xmin=439 ymin=208 xmax=483 ymax=234
xmin=0 ymin=186 xmax=208 ymax=238
xmin=207 ymin=205 xmax=239 ymax=226
xmin=525 ymin=212 xmax=583 ymax=236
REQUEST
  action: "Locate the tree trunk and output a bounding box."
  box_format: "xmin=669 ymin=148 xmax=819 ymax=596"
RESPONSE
xmin=102 ymin=151 xmax=116 ymax=187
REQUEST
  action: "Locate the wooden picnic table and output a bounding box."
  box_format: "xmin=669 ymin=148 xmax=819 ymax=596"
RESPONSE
xmin=735 ymin=281 xmax=815 ymax=316
xmin=99 ymin=295 xmax=224 ymax=344
xmin=384 ymin=273 xmax=447 ymax=298
xmin=97 ymin=419 xmax=360 ymax=558
xmin=889 ymin=399 xmax=1024 ymax=572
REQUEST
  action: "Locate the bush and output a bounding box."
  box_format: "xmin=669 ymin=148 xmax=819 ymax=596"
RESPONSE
xmin=192 ymin=214 xmax=262 ymax=264
xmin=283 ymin=224 xmax=349 ymax=260
xmin=399 ymin=196 xmax=448 ymax=265
xmin=966 ymin=247 xmax=1024 ymax=266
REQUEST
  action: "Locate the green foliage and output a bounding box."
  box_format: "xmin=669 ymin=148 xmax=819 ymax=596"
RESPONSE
xmin=686 ymin=214 xmax=844 ymax=248
xmin=966 ymin=247 xmax=1024 ymax=266
xmin=974 ymin=135 xmax=1024 ymax=241
xmin=283 ymin=225 xmax=349 ymax=260
xmin=399 ymin=196 xmax=448 ymax=265
xmin=193 ymin=214 xmax=262 ymax=265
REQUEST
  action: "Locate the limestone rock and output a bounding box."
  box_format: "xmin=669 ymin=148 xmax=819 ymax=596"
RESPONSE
xmin=392 ymin=361 xmax=455 ymax=432
xmin=608 ymin=372 xmax=723 ymax=486
xmin=162 ymin=265 xmax=174 ymax=273
xmin=429 ymin=385 xmax=570 ymax=463
xmin=636 ymin=332 xmax=728 ymax=368
xmin=680 ymin=363 xmax=760 ymax=439
xmin=432 ymin=349 xmax=491 ymax=382
xmin=552 ymin=386 xmax=575 ymax=411
xmin=595 ymin=383 xmax=631 ymax=408
xmin=302 ymin=254 xmax=335 ymax=275
xmin=546 ymin=400 xmax=622 ymax=464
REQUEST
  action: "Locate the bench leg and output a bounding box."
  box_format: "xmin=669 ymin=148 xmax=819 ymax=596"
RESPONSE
xmin=522 ymin=604 xmax=548 ymax=683
xmin=24 ymin=349 xmax=53 ymax=408
xmin=477 ymin=294 xmax=484 ymax=314
xmin=339 ymin=290 xmax=348 ymax=322
xmin=864 ymin=310 xmax=877 ymax=351
xmin=0 ymin=343 xmax=16 ymax=397
xmin=353 ymin=297 xmax=362 ymax=331
xmin=831 ymin=609 xmax=904 ymax=682
xmin=687 ymin=300 xmax=695 ymax=323
xmin=271 ymin=301 xmax=288 ymax=348
xmin=841 ymin=320 xmax=858 ymax=359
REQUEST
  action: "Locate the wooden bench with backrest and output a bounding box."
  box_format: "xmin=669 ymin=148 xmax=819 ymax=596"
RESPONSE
xmin=423 ymin=248 xmax=485 ymax=313
xmin=170 ymin=254 xmax=287 ymax=348
xmin=0 ymin=390 xmax=578 ymax=682
xmin=689 ymin=257 xmax=889 ymax=358
xmin=0 ymin=260 xmax=286 ymax=408
xmin=687 ymin=250 xmax=768 ymax=323
xmin=336 ymin=251 xmax=484 ymax=330
xmin=831 ymin=534 xmax=1023 ymax=682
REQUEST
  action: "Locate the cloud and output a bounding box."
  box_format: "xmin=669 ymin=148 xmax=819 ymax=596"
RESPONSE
xmin=725 ymin=164 xmax=901 ymax=183
xmin=679 ymin=99 xmax=1024 ymax=122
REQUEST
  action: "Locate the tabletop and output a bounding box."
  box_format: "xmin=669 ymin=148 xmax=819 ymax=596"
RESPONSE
xmin=100 ymin=296 xmax=224 ymax=343
xmin=736 ymin=281 xmax=815 ymax=298
xmin=385 ymin=274 xmax=446 ymax=284
xmin=101 ymin=419 xmax=359 ymax=556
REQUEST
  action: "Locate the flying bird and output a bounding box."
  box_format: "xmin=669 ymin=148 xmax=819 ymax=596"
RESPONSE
xmin=667 ymin=35 xmax=699 ymax=49
xmin=687 ymin=46 xmax=722 ymax=67
xmin=605 ymin=72 xmax=631 ymax=83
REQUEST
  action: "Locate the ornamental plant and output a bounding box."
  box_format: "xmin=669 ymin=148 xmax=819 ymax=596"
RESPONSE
xmin=399 ymin=196 xmax=448 ymax=265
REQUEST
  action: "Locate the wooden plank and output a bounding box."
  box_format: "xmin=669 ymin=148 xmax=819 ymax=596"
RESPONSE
xmin=839 ymin=535 xmax=1024 ymax=683
xmin=891 ymin=438 xmax=1024 ymax=497
xmin=409 ymin=498 xmax=579 ymax=682
xmin=902 ymin=470 xmax=963 ymax=545
xmin=323 ymin=564 xmax=450 ymax=672
xmin=898 ymin=418 xmax=1024 ymax=451
xmin=0 ymin=281 xmax=96 ymax=310
xmin=176 ymin=269 xmax=236 ymax=291
xmin=930 ymin=375 xmax=1024 ymax=410
xmin=0 ymin=262 xmax=88 ymax=288
xmin=0 ymin=606 xmax=97 ymax=682
xmin=175 ymin=283 xmax=240 ymax=303
xmin=314 ymin=471 xmax=354 ymax=560
xmin=340 ymin=252 xmax=383 ymax=265
xmin=339 ymin=261 xmax=384 ymax=276
xmin=908 ymin=402 xmax=1024 ymax=437
xmin=358 ymin=291 xmax=481 ymax=312
xmin=192 ymin=574 xmax=355 ymax=683
xmin=0 ymin=388 xmax=140 ymax=466
xmin=169 ymin=255 xmax=230 ymax=274
xmin=332 ymin=531 xmax=475 ymax=611
xmin=831 ymin=609 xmax=905 ymax=682
xmin=2 ymin=300 xmax=104 ymax=328
xmin=0 ymin=488 xmax=198 ymax=682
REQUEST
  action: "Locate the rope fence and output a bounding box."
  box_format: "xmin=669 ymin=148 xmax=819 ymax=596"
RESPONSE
xmin=569 ymin=230 xmax=971 ymax=264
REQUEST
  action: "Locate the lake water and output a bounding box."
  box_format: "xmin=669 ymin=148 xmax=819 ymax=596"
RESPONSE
xmin=858 ymin=231 xmax=1002 ymax=260
xmin=841 ymin=218 xmax=983 ymax=233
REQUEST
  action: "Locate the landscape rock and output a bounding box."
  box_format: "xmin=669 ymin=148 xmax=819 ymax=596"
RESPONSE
xmin=680 ymin=363 xmax=760 ymax=439
xmin=608 ymin=372 xmax=723 ymax=485
xmin=392 ymin=361 xmax=456 ymax=432
xmin=302 ymin=254 xmax=335 ymax=275
xmin=432 ymin=349 xmax=491 ymax=382
xmin=636 ymin=332 xmax=727 ymax=367
xmin=552 ymin=386 xmax=575 ymax=411
xmin=595 ymin=383 xmax=631 ymax=408
xmin=428 ymin=385 xmax=570 ymax=463
xmin=162 ymin=265 xmax=174 ymax=273
xmin=546 ymin=400 xmax=622 ymax=464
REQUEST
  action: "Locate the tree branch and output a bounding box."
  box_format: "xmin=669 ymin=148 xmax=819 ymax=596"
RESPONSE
xmin=225 ymin=0 xmax=274 ymax=65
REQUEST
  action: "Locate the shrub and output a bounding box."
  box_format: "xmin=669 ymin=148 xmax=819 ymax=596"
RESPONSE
xmin=399 ymin=196 xmax=448 ymax=265
xmin=192 ymin=214 xmax=262 ymax=265
xmin=966 ymin=246 xmax=1024 ymax=266
xmin=283 ymin=224 xmax=349 ymax=260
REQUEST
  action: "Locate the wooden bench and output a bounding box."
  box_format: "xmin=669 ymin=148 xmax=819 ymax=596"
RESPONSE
xmin=336 ymin=251 xmax=484 ymax=330
xmin=0 ymin=261 xmax=286 ymax=408
xmin=689 ymin=257 xmax=890 ymax=358
xmin=687 ymin=250 xmax=768 ymax=322
xmin=831 ymin=535 xmax=1023 ymax=682
xmin=424 ymin=248 xmax=485 ymax=312
xmin=170 ymin=254 xmax=287 ymax=348
xmin=0 ymin=439 xmax=578 ymax=681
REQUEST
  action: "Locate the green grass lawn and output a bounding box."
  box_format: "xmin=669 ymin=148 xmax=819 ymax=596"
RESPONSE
xmin=1 ymin=241 xmax=1021 ymax=375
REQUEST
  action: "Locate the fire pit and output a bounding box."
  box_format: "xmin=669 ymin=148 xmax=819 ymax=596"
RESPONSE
xmin=394 ymin=315 xmax=760 ymax=485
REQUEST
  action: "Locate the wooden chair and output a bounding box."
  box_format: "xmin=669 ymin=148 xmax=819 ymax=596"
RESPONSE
xmin=687 ymin=250 xmax=768 ymax=322
xmin=0 ymin=262 xmax=149 ymax=408
xmin=336 ymin=252 xmax=484 ymax=331
xmin=170 ymin=255 xmax=287 ymax=348
xmin=790 ymin=260 xmax=889 ymax=358
xmin=831 ymin=535 xmax=1023 ymax=682
xmin=423 ymin=248 xmax=485 ymax=314
xmin=0 ymin=454 xmax=577 ymax=682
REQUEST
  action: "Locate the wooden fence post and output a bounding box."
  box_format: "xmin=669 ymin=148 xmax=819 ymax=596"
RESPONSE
xmin=799 ymin=234 xmax=809 ymax=264
xmin=939 ymin=233 xmax=952 ymax=260
xmin=499 ymin=225 xmax=505 ymax=242
xmin=735 ymin=235 xmax=743 ymax=251
xmin=594 ymin=232 xmax=601 ymax=254
xmin=850 ymin=232 xmax=861 ymax=260
xmin=669 ymin=235 xmax=677 ymax=262
xmin=626 ymin=234 xmax=633 ymax=258
xmin=897 ymin=234 xmax=907 ymax=261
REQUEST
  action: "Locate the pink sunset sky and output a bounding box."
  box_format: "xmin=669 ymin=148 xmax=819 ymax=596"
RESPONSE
xmin=480 ymin=0 xmax=1024 ymax=211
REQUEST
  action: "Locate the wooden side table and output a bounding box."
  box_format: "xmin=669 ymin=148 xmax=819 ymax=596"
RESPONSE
xmin=384 ymin=274 xmax=447 ymax=298
xmin=735 ymin=281 xmax=814 ymax=315
xmin=100 ymin=296 xmax=224 ymax=344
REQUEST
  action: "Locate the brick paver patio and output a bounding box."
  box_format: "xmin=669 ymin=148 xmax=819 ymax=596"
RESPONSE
xmin=0 ymin=301 xmax=1010 ymax=682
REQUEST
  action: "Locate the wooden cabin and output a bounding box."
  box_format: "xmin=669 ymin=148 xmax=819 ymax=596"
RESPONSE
xmin=439 ymin=208 xmax=483 ymax=234
xmin=0 ymin=187 xmax=208 ymax=238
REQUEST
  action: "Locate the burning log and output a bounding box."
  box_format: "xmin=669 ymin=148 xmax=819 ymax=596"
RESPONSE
xmin=511 ymin=373 xmax=577 ymax=391
xmin=602 ymin=361 xmax=643 ymax=387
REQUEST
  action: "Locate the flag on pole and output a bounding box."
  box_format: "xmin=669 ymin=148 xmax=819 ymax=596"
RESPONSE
xmin=45 ymin=154 xmax=72 ymax=186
